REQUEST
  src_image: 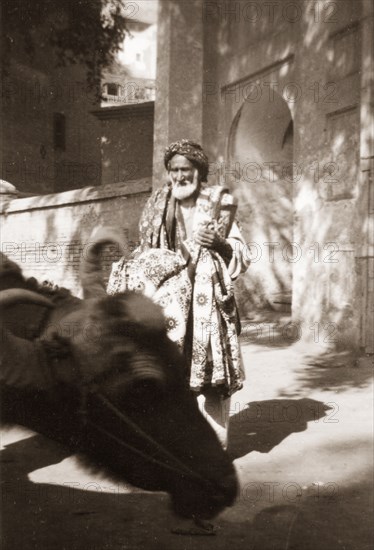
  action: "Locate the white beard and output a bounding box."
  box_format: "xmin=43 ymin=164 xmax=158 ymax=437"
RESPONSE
xmin=171 ymin=181 xmax=199 ymax=201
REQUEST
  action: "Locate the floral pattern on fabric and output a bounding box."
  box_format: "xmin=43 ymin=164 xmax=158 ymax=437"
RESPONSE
xmin=186 ymin=243 xmax=242 ymax=397
xmin=137 ymin=186 xmax=171 ymax=252
xmin=107 ymin=248 xmax=192 ymax=351
xmin=107 ymin=185 xmax=244 ymax=397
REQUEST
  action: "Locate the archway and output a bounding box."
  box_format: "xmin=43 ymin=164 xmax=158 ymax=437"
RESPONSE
xmin=228 ymin=90 xmax=294 ymax=316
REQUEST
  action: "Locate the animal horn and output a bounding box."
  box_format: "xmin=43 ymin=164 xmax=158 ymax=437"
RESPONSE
xmin=80 ymin=227 xmax=125 ymax=299
xmin=0 ymin=289 xmax=54 ymax=308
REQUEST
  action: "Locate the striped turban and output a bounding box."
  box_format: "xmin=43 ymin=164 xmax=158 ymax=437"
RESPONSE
xmin=164 ymin=139 xmax=209 ymax=182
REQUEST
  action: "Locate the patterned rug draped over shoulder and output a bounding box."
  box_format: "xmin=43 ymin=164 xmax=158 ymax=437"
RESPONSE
xmin=107 ymin=249 xmax=192 ymax=349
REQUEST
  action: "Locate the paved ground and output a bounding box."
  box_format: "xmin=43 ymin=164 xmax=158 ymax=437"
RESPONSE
xmin=1 ymin=329 xmax=373 ymax=550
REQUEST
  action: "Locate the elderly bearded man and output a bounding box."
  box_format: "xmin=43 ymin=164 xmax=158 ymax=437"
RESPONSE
xmin=136 ymin=139 xmax=250 ymax=446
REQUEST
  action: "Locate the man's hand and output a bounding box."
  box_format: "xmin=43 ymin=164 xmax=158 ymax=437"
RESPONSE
xmin=195 ymin=226 xmax=233 ymax=263
xmin=195 ymin=227 xmax=221 ymax=249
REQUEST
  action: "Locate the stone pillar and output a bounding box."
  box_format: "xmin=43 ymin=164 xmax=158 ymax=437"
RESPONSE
xmin=152 ymin=0 xmax=204 ymax=187
xmin=358 ymin=0 xmax=374 ymax=353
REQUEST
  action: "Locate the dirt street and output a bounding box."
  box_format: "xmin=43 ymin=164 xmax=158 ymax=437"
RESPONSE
xmin=1 ymin=333 xmax=373 ymax=550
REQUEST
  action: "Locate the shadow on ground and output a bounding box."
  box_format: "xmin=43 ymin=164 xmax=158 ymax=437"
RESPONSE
xmin=1 ymin=434 xmax=176 ymax=550
xmin=239 ymin=314 xmax=297 ymax=350
xmin=227 ymin=398 xmax=328 ymax=460
xmin=250 ymin=475 xmax=374 ymax=550
xmin=279 ymin=351 xmax=374 ymax=396
xmin=1 ymin=426 xmax=373 ymax=550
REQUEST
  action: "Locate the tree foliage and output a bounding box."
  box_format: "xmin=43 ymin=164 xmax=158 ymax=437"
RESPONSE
xmin=1 ymin=0 xmax=129 ymax=89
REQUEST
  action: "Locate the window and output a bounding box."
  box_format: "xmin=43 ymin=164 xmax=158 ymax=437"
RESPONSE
xmin=106 ymin=83 xmax=119 ymax=96
xmin=53 ymin=113 xmax=66 ymax=151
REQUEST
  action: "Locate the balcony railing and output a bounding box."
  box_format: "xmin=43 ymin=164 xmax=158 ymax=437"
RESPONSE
xmin=102 ymin=83 xmax=156 ymax=106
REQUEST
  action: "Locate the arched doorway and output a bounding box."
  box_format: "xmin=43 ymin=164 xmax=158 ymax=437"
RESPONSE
xmin=228 ymin=90 xmax=294 ymax=316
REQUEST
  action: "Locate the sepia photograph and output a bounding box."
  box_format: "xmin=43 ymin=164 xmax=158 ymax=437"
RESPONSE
xmin=0 ymin=0 xmax=373 ymax=548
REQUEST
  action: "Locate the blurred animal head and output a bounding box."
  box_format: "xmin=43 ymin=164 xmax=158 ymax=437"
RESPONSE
xmin=0 ymin=230 xmax=238 ymax=519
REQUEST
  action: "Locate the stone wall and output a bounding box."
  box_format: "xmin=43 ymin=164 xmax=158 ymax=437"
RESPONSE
xmin=200 ymin=0 xmax=364 ymax=337
xmin=290 ymin=2 xmax=363 ymax=350
xmin=0 ymin=179 xmax=151 ymax=297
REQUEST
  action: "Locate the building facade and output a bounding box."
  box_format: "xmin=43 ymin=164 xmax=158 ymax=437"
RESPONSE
xmin=94 ymin=11 xmax=158 ymax=184
xmin=1 ymin=1 xmax=158 ymax=195
xmin=152 ymin=0 xmax=374 ymax=352
xmin=1 ymin=26 xmax=102 ymax=195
